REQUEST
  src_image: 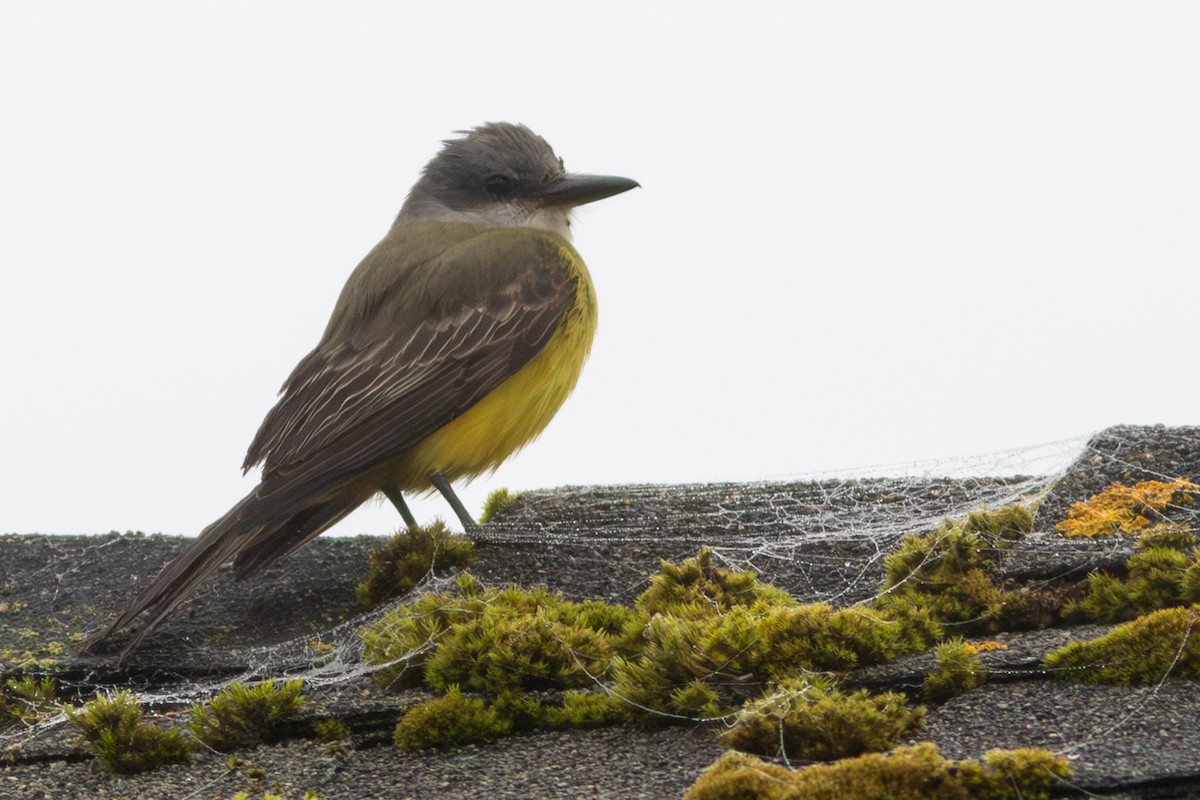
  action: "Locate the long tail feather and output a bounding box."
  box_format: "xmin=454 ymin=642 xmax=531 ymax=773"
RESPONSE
xmin=81 ymin=488 xmax=363 ymax=660
xmin=80 ymin=492 xmax=260 ymax=658
xmin=232 ymin=497 xmax=360 ymax=576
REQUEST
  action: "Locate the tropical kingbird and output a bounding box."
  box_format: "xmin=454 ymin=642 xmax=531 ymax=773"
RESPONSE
xmin=85 ymin=122 xmax=637 ymax=655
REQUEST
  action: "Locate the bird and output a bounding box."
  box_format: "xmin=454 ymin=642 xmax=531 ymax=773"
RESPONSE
xmin=84 ymin=122 xmax=638 ymax=656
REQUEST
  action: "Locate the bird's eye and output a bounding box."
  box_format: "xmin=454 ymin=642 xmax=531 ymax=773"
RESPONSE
xmin=484 ymin=173 xmax=513 ymax=196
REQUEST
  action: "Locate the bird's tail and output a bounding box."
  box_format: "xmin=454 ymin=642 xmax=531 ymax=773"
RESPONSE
xmin=81 ymin=488 xmax=361 ymax=660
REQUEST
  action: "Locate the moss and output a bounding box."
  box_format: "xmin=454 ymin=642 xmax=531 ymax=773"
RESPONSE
xmin=684 ymin=743 xmax=1071 ymax=800
xmin=1067 ymin=545 xmax=1193 ymax=623
xmin=360 ymin=571 xmax=489 ymax=689
xmin=1045 ymin=605 xmax=1200 ymax=684
xmin=363 ymin=574 xmax=636 ymax=695
xmin=602 ymin=548 xmax=938 ymax=718
xmin=361 ymin=548 xmax=952 ymax=746
xmin=479 ymin=488 xmax=520 ymax=524
xmin=313 ymin=717 xmax=351 ymax=742
xmin=1180 ymin=559 xmax=1200 ymax=602
xmin=877 ymin=504 xmax=1057 ymax=634
xmin=880 ymin=504 xmax=1030 ymax=597
xmin=66 ymin=691 xmax=192 ymax=774
xmin=0 ymin=675 xmax=58 ymax=728
xmin=312 ymin=717 xmax=351 ymax=754
xmin=492 ymin=690 xmax=564 ymax=730
xmin=964 ymin=504 xmax=1034 ymax=540
xmin=560 ymin=690 xmax=629 ymax=727
xmin=1136 ymin=524 xmax=1197 ymax=551
xmin=922 ymin=638 xmax=987 ymax=702
xmin=1056 ymin=478 xmax=1197 ymax=538
xmin=393 ymin=686 xmax=511 ymax=750
xmin=421 ymin=594 xmax=628 ymax=694
xmin=669 ymin=680 xmax=724 ymax=718
xmin=443 ymin=688 xmax=630 ymax=733
xmin=612 ymin=602 xmax=936 ymax=717
xmin=635 ymin=548 xmax=797 ymax=618
xmin=189 ymin=679 xmax=305 ymax=752
xmin=722 ymin=676 xmax=925 ymax=761
xmin=356 ymin=521 xmax=475 ymax=608
xmin=1063 ymin=521 xmax=1200 ymax=625
xmin=766 ymin=605 xmax=939 ymax=673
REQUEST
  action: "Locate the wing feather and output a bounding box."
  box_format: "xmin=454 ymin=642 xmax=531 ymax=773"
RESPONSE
xmin=239 ymin=224 xmax=575 ymax=517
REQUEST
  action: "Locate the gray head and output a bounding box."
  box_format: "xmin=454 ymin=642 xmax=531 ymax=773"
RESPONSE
xmin=396 ymin=122 xmax=638 ymax=239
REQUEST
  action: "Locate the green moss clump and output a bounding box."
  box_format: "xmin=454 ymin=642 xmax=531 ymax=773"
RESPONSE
xmin=357 ymin=521 xmax=475 ymax=607
xmin=965 ymin=504 xmax=1034 ymax=541
xmin=492 ymin=690 xmax=566 ymax=731
xmin=422 ymin=687 xmax=621 ymax=738
xmin=364 ymin=550 xmax=941 ymax=743
xmin=766 ymin=604 xmax=939 ymax=673
xmin=313 ymin=717 xmax=351 ymax=743
xmin=560 ymin=690 xmax=629 ymax=727
xmin=1067 ymin=545 xmax=1193 ymax=623
xmin=1045 ymin=605 xmax=1200 ymax=684
xmin=393 ymin=686 xmax=511 ymax=751
xmin=189 ymin=679 xmax=305 ymax=752
xmin=922 ymin=638 xmax=987 ymax=702
xmin=361 ymin=548 xmax=949 ymax=748
xmin=1136 ymin=524 xmax=1198 ymax=551
xmin=635 ymin=548 xmax=797 ymax=617
xmin=607 ymin=548 xmax=937 ymax=718
xmin=721 ymin=676 xmax=925 ymax=761
xmin=877 ymin=504 xmax=1056 ymax=634
xmin=66 ymin=691 xmax=192 ymax=774
xmin=361 ymin=572 xmax=488 ymax=689
xmin=1 ymin=676 xmax=58 ymax=728
xmin=479 ymin=488 xmax=520 ymax=524
xmin=420 ymin=590 xmax=630 ymax=694
xmin=669 ymin=680 xmax=723 ymax=718
xmin=1061 ymin=522 xmax=1200 ymax=624
xmin=882 ymin=504 xmax=1031 ymax=592
xmin=1180 ymin=559 xmax=1200 ymax=602
xmin=611 ymin=602 xmax=936 ymax=717
xmin=363 ymin=575 xmax=636 ymax=695
xmin=683 ymin=743 xmax=1071 ymax=800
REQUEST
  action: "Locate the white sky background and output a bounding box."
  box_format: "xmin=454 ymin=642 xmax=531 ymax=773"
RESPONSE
xmin=2 ymin=3 xmax=1198 ymax=536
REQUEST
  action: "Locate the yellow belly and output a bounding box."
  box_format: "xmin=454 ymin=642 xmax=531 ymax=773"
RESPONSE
xmin=393 ymin=242 xmax=597 ymax=488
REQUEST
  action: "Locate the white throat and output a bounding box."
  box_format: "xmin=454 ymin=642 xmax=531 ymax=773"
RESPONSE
xmin=400 ymin=199 xmax=573 ymax=241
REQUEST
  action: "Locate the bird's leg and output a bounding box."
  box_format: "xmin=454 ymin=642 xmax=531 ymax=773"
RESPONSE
xmin=383 ymin=487 xmax=418 ymax=529
xmin=430 ymin=472 xmax=479 ymax=531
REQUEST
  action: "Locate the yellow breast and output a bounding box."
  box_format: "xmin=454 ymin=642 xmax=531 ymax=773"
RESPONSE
xmin=395 ymin=239 xmax=597 ymax=488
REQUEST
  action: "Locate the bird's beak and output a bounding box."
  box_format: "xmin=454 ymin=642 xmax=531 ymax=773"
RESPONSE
xmin=535 ymin=173 xmax=640 ymax=208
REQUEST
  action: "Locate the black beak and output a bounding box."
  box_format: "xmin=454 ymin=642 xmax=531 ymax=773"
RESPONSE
xmin=535 ymin=173 xmax=640 ymax=208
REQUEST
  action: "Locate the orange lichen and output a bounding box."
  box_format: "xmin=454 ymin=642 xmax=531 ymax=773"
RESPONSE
xmin=1056 ymin=479 xmax=1197 ymax=538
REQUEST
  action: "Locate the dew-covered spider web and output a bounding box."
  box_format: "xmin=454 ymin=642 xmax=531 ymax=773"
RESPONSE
xmin=6 ymin=426 xmax=1200 ymax=798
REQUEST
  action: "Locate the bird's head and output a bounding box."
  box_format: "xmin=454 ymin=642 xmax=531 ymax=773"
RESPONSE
xmin=397 ymin=122 xmax=638 ymax=239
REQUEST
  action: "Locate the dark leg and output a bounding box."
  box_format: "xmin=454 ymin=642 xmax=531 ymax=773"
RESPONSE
xmin=430 ymin=472 xmax=478 ymax=531
xmin=383 ymin=487 xmax=418 ymax=528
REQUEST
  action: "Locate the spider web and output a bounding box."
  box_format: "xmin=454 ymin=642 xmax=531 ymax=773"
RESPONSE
xmin=6 ymin=428 xmax=1200 ymax=797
